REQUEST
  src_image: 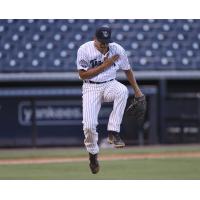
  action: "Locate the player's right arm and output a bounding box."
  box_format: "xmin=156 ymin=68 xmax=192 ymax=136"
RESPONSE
xmin=77 ymin=47 xmax=119 ymax=80
xmin=78 ymin=54 xmax=119 ymax=79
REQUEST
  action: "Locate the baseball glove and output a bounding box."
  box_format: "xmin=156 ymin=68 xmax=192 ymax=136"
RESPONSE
xmin=125 ymin=95 xmax=147 ymax=126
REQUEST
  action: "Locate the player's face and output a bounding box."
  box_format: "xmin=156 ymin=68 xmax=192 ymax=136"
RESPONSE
xmin=94 ymin=38 xmax=109 ymax=53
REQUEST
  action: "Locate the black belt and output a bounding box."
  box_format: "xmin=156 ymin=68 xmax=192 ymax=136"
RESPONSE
xmin=83 ymin=79 xmax=114 ymax=84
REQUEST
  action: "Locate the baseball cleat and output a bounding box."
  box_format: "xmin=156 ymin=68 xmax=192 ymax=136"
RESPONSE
xmin=89 ymin=153 xmax=100 ymax=174
xmin=108 ymin=131 xmax=125 ymax=148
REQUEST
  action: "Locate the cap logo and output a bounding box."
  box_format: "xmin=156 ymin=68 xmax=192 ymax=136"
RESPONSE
xmin=102 ymin=31 xmax=109 ymax=38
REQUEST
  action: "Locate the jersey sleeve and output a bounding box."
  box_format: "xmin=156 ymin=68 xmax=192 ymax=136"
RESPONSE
xmin=76 ymin=47 xmax=89 ymax=71
xmin=117 ymin=46 xmax=131 ymax=70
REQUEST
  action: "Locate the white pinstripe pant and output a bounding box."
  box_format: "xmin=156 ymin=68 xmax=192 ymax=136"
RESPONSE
xmin=82 ymin=80 xmax=128 ymax=154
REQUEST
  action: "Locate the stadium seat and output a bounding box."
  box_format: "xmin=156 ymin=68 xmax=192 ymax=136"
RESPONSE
xmin=0 ymin=19 xmax=200 ymax=72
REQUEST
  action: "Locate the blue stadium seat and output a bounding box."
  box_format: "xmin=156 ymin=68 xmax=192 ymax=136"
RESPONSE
xmin=0 ymin=19 xmax=200 ymax=72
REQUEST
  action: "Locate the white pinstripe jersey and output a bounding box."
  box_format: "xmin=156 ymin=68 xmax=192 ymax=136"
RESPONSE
xmin=77 ymin=41 xmax=131 ymax=82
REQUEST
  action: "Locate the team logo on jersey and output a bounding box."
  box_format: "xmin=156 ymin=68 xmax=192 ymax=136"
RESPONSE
xmin=90 ymin=58 xmax=116 ymax=68
xmin=90 ymin=59 xmax=103 ymax=68
xmin=102 ymin=31 xmax=109 ymax=38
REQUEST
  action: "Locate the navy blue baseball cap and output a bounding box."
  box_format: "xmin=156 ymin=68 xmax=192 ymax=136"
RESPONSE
xmin=95 ymin=26 xmax=113 ymax=44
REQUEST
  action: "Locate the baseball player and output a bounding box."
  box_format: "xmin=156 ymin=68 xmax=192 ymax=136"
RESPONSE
xmin=76 ymin=26 xmax=144 ymax=174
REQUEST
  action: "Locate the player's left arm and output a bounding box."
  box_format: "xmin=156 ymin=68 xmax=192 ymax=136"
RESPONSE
xmin=116 ymin=44 xmax=144 ymax=97
xmin=124 ymin=69 xmax=146 ymax=125
xmin=123 ymin=69 xmax=143 ymax=98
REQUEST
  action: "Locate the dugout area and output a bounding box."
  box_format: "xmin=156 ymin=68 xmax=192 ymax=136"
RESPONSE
xmin=0 ymin=71 xmax=200 ymax=147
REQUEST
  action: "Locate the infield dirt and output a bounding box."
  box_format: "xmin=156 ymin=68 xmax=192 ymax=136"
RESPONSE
xmin=0 ymin=151 xmax=200 ymax=165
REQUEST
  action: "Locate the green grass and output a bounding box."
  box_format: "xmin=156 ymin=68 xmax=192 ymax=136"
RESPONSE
xmin=0 ymin=145 xmax=200 ymax=179
xmin=0 ymin=158 xmax=200 ymax=179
